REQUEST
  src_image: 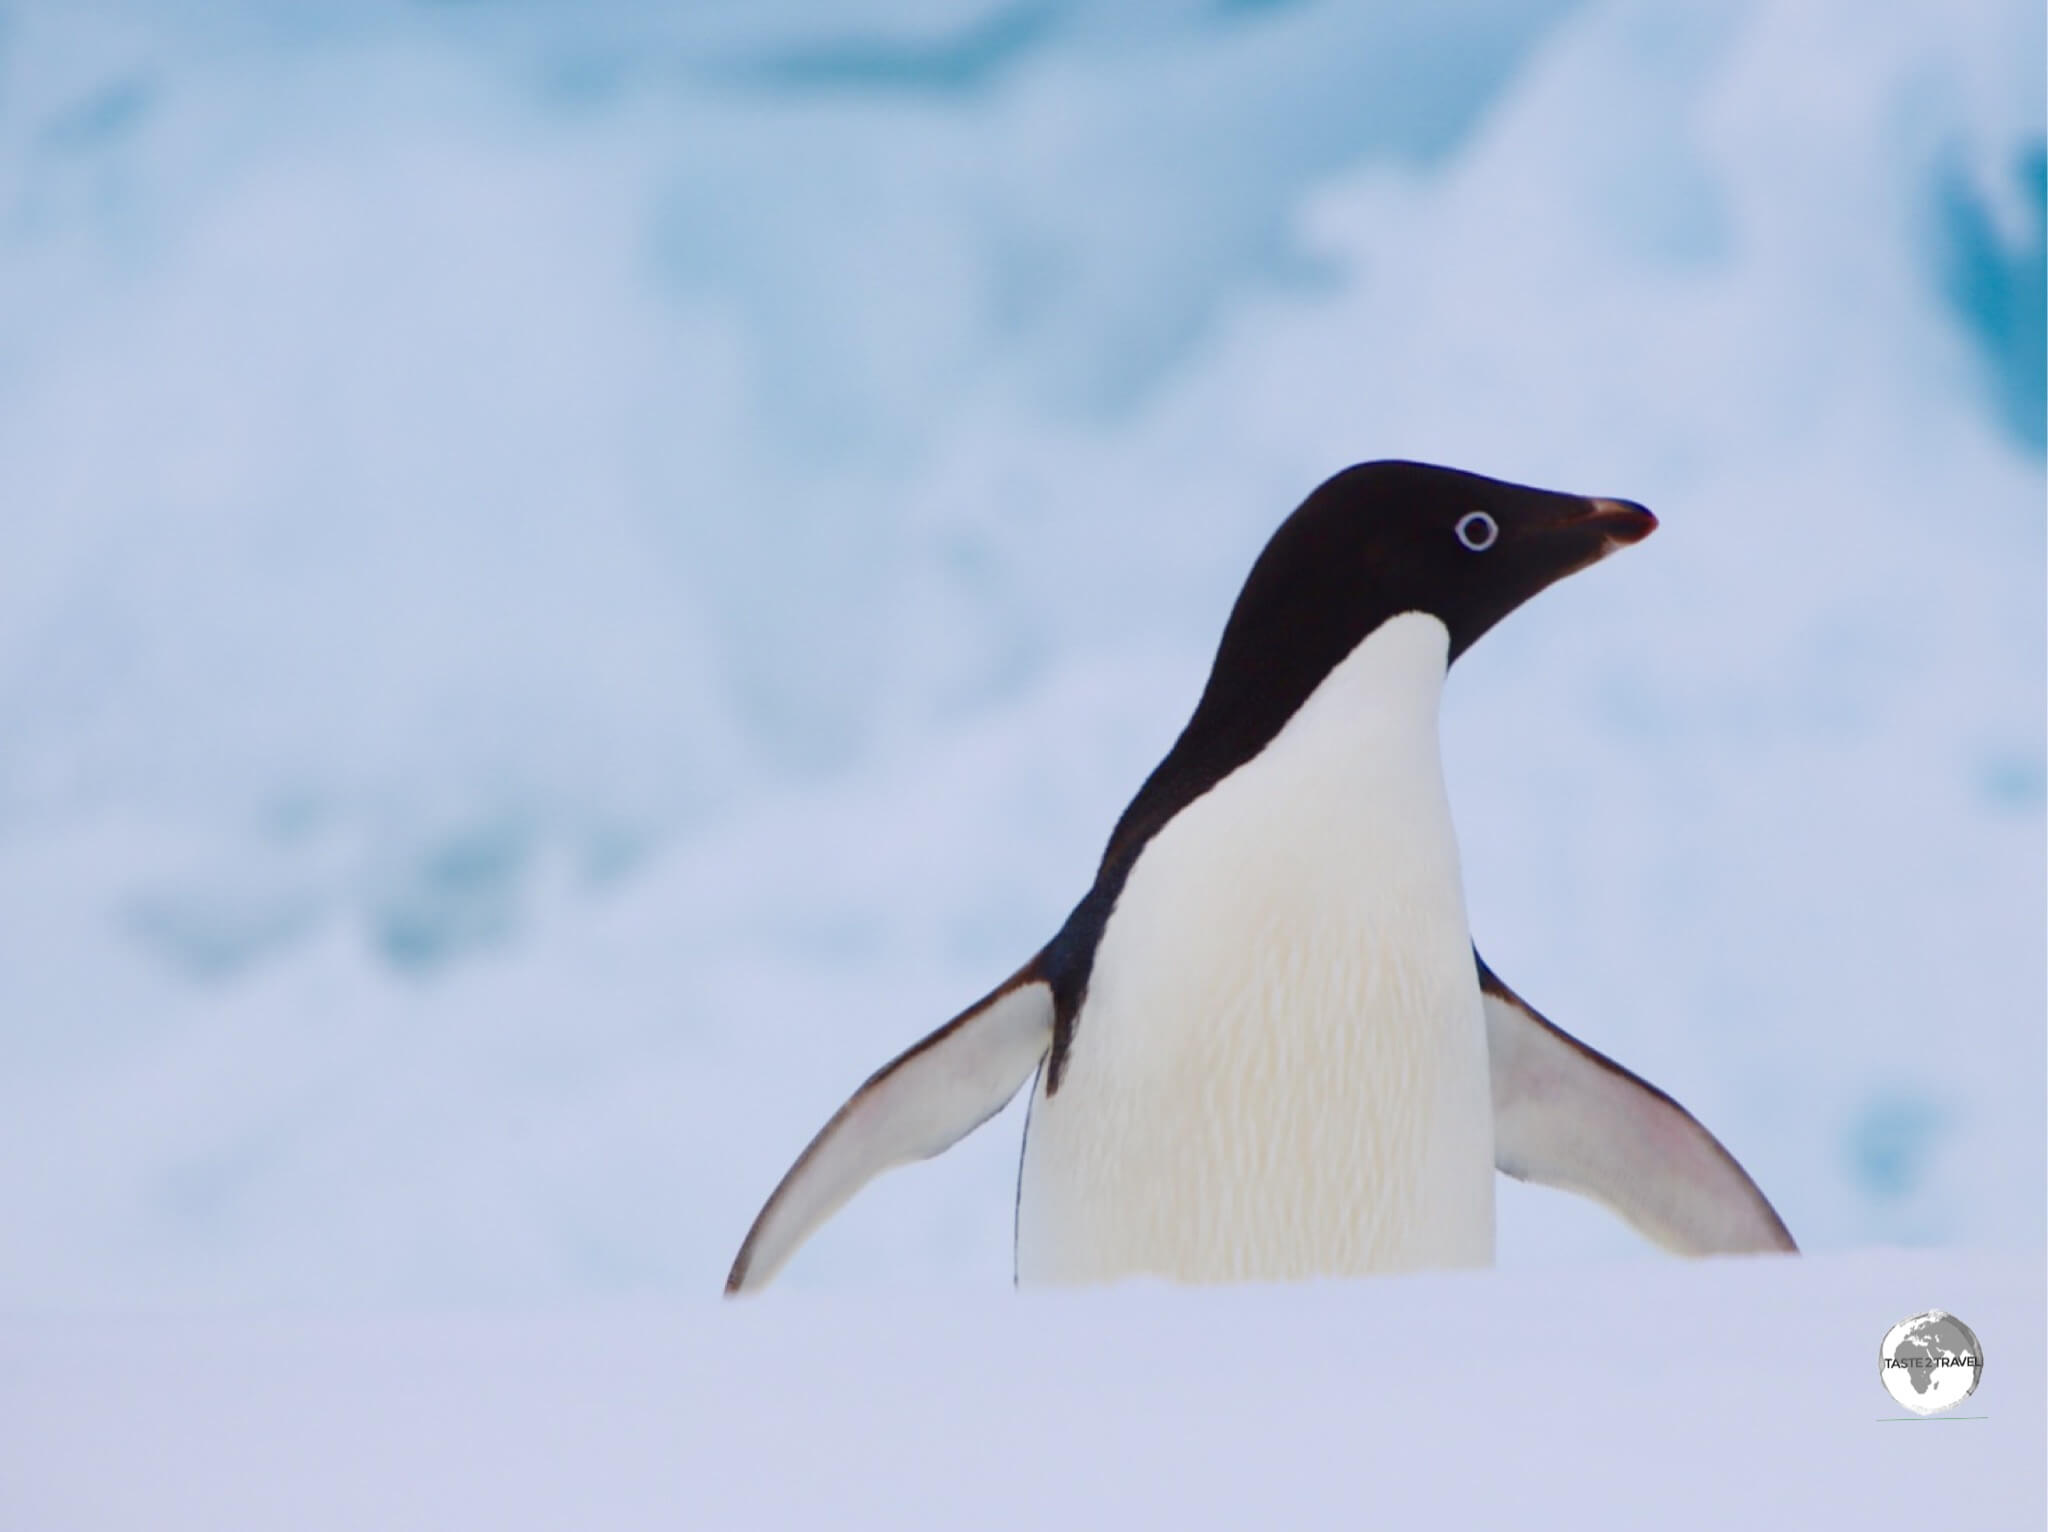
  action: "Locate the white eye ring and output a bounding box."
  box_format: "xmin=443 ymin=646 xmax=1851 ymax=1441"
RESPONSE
xmin=1455 ymin=511 xmax=1498 ymax=552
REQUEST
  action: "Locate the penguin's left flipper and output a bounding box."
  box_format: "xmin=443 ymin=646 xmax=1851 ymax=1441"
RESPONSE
xmin=1480 ymin=955 xmax=1797 ymax=1256
xmin=724 ymin=974 xmax=1054 ymax=1296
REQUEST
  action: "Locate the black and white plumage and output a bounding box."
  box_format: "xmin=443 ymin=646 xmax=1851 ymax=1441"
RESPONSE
xmin=725 ymin=461 xmax=1794 ymax=1294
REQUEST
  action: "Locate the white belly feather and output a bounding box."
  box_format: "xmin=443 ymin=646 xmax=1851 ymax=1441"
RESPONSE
xmin=1015 ymin=613 xmax=1494 ymax=1285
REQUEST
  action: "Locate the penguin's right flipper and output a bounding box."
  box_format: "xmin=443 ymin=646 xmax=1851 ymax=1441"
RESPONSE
xmin=724 ymin=974 xmax=1054 ymax=1296
xmin=1480 ymin=955 xmax=1796 ymax=1256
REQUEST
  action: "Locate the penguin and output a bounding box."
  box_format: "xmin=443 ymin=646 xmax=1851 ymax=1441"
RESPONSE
xmin=724 ymin=460 xmax=1795 ymax=1294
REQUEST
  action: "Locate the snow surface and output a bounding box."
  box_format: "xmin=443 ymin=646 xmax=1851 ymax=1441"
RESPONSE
xmin=4 ymin=1250 xmax=2042 ymax=1529
xmin=0 ymin=0 xmax=2042 ymax=1312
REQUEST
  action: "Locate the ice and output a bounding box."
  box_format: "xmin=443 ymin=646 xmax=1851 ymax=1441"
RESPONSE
xmin=2 ymin=1249 xmax=2041 ymax=1529
xmin=0 ymin=0 xmax=2040 ymax=1309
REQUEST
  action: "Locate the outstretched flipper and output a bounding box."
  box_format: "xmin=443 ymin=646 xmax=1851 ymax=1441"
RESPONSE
xmin=1481 ymin=955 xmax=1796 ymax=1255
xmin=725 ymin=973 xmax=1054 ymax=1295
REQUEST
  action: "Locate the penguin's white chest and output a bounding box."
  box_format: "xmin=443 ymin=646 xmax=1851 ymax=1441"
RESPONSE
xmin=1015 ymin=613 xmax=1494 ymax=1285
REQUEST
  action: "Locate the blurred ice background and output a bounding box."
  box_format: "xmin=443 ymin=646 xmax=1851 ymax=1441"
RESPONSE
xmin=0 ymin=0 xmax=2039 ymax=1310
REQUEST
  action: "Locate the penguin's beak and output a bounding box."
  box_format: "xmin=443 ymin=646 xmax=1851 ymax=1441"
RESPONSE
xmin=1578 ymin=497 xmax=1658 ymax=553
xmin=1533 ymin=497 xmax=1656 ymax=582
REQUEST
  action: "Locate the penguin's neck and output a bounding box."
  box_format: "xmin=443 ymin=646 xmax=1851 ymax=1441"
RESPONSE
xmin=1262 ymin=609 xmax=1451 ymax=836
xmin=1209 ymin=610 xmax=1463 ymax=921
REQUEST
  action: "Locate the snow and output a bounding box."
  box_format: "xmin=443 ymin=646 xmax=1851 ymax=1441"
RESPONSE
xmin=4 ymin=1249 xmax=2041 ymax=1528
xmin=0 ymin=0 xmax=2041 ymax=1312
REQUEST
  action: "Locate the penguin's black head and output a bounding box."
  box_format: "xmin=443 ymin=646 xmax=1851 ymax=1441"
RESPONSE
xmin=1106 ymin=461 xmax=1652 ymax=859
xmin=1092 ymin=459 xmax=1654 ymax=926
xmin=1219 ymin=460 xmax=1657 ymax=676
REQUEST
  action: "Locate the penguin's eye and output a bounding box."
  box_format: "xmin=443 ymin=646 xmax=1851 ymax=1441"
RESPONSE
xmin=1455 ymin=511 xmax=1498 ymax=552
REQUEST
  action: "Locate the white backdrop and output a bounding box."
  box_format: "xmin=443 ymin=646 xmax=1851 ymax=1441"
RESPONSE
xmin=0 ymin=0 xmax=2040 ymax=1307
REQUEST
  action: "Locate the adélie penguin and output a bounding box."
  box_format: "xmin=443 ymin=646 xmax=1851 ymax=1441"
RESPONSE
xmin=724 ymin=460 xmax=1795 ymax=1294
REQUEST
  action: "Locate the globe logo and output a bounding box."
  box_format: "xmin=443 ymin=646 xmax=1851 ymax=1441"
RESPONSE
xmin=1878 ymin=1311 xmax=1984 ymax=1416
